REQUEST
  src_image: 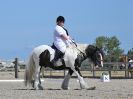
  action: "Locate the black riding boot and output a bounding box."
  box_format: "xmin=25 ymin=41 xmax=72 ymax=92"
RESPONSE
xmin=52 ymin=49 xmax=64 ymax=63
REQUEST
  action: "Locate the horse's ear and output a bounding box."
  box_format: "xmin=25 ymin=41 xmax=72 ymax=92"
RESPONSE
xmin=95 ymin=46 xmax=99 ymax=50
xmin=96 ymin=46 xmax=102 ymax=51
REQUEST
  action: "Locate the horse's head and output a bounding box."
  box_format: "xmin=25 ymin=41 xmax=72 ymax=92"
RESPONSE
xmin=85 ymin=45 xmax=104 ymax=67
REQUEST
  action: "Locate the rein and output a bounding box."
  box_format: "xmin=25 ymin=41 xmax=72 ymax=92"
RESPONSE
xmin=70 ymin=39 xmax=86 ymax=58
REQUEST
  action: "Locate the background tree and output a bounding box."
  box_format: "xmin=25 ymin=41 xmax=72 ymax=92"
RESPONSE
xmin=127 ymin=48 xmax=133 ymax=59
xmin=95 ymin=36 xmax=108 ymax=54
xmin=95 ymin=36 xmax=124 ymax=62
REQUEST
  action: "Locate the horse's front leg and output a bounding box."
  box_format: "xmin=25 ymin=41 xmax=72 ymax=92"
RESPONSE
xmin=75 ymin=67 xmax=88 ymax=89
xmin=71 ymin=67 xmax=88 ymax=89
xmin=34 ymin=63 xmax=43 ymax=90
xmin=61 ymin=69 xmax=73 ymax=90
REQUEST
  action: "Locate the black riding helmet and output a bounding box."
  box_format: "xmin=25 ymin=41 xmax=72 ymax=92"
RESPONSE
xmin=56 ymin=16 xmax=65 ymax=23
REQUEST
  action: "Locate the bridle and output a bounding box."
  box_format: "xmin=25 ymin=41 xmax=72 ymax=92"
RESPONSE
xmin=70 ymin=39 xmax=104 ymax=65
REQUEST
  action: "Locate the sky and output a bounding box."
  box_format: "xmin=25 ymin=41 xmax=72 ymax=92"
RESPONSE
xmin=0 ymin=0 xmax=133 ymax=60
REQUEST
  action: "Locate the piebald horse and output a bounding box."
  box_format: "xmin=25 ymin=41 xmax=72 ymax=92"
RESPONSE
xmin=24 ymin=43 xmax=104 ymax=90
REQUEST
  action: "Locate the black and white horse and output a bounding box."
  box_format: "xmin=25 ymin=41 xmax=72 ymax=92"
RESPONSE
xmin=24 ymin=43 xmax=104 ymax=90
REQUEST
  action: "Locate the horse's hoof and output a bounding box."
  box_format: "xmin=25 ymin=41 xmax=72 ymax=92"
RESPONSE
xmin=31 ymin=80 xmax=35 ymax=88
xmin=35 ymin=87 xmax=43 ymax=90
xmin=62 ymin=87 xmax=70 ymax=90
xmin=35 ymin=84 xmax=43 ymax=90
xmin=38 ymin=85 xmax=44 ymax=90
xmin=86 ymin=86 xmax=96 ymax=90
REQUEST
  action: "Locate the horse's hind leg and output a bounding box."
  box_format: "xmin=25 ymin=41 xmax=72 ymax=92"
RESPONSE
xmin=61 ymin=69 xmax=73 ymax=90
xmin=40 ymin=66 xmax=45 ymax=78
xmin=33 ymin=55 xmax=43 ymax=90
xmin=34 ymin=65 xmax=43 ymax=90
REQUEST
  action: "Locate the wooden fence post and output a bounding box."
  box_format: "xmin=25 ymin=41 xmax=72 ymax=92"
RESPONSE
xmin=50 ymin=69 xmax=52 ymax=78
xmin=14 ymin=58 xmax=19 ymax=78
xmin=92 ymin=64 xmax=95 ymax=77
xmin=64 ymin=70 xmax=66 ymax=77
xmin=125 ymin=56 xmax=129 ymax=78
xmin=108 ymin=70 xmax=111 ymax=79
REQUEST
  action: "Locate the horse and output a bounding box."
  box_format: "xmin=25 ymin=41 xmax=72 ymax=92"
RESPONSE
xmin=24 ymin=43 xmax=104 ymax=90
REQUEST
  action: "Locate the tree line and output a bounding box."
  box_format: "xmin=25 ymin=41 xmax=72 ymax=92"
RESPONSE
xmin=94 ymin=36 xmax=133 ymax=62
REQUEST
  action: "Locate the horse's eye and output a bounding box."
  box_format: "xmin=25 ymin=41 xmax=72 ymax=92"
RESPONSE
xmin=96 ymin=53 xmax=99 ymax=57
xmin=96 ymin=53 xmax=101 ymax=60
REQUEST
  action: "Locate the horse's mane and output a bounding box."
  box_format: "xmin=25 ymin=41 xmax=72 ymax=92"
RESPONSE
xmin=85 ymin=45 xmax=97 ymax=57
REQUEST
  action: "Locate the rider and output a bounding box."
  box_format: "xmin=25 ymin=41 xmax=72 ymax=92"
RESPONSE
xmin=52 ymin=16 xmax=72 ymax=63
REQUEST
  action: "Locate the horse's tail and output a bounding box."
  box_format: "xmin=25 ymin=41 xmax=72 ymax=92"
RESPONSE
xmin=24 ymin=53 xmax=35 ymax=86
